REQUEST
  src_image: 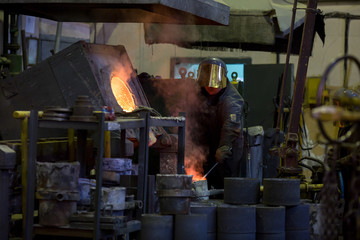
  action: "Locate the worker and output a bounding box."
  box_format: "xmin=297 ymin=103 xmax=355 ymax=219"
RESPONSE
xmin=194 ymin=57 xmax=245 ymax=189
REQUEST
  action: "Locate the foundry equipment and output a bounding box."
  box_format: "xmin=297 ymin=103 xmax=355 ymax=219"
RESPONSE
xmin=0 ymin=41 xmax=155 ymax=140
xmin=310 ymin=55 xmax=360 ymax=239
xmin=0 ymin=41 xmax=188 ymax=239
xmin=0 ymin=1 xmax=231 ymax=239
xmin=271 ymin=0 xmax=319 ymax=178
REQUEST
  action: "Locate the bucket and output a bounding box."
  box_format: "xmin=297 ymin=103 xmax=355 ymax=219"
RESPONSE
xmin=193 ymin=179 xmax=210 ymax=201
xmin=156 ymin=174 xmax=193 ymax=214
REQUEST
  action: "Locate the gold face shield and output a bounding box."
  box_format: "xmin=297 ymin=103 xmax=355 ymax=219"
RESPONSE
xmin=196 ymin=63 xmax=227 ymax=89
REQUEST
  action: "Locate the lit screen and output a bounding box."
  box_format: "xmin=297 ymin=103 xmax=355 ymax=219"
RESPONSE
xmin=173 ymin=63 xmax=245 ymax=83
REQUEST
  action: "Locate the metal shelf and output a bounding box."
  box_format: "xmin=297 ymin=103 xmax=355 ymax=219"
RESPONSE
xmin=38 ymin=119 xmax=99 ymax=130
xmin=33 ymin=220 xmax=141 ymax=238
xmin=25 ymin=111 xmax=186 ymax=240
xmin=25 ymin=112 xmax=149 ymax=240
xmin=106 ymin=118 xmax=145 ymax=131
xmin=149 ymin=116 xmax=185 ymax=127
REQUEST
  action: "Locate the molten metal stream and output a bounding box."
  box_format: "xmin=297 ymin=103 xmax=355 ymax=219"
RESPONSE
xmin=111 ymin=76 xmax=136 ymax=112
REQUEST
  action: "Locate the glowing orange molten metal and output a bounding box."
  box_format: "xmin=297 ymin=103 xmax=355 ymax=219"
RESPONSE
xmin=111 ymin=76 xmax=136 ymax=112
xmin=185 ymin=159 xmax=205 ymax=182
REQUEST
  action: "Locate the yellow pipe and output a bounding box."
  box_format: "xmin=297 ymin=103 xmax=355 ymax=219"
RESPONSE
xmin=300 ymin=183 xmax=323 ymax=192
xmin=13 ymin=111 xmax=43 ymax=119
xmin=14 ymin=110 xmax=42 ymax=225
xmin=104 ymin=130 xmax=111 ymax=158
xmin=20 ymin=117 xmax=28 ymax=223
xmin=260 ymin=183 xmax=323 ymax=192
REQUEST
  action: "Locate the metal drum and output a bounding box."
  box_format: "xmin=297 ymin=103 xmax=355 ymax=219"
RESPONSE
xmin=285 ymin=229 xmax=310 ymax=240
xmin=218 ymin=233 xmax=255 ymax=240
xmin=262 ymin=178 xmax=300 ymax=206
xmin=217 ymin=204 xmax=256 ymax=240
xmin=175 ymin=214 xmax=207 ymax=240
xmin=256 ymin=232 xmax=285 ymax=240
xmin=190 ymin=202 xmax=217 ymax=240
xmin=256 ymin=205 xmax=285 ymax=233
xmin=156 ymin=174 xmax=193 ymax=214
xmin=140 ymin=214 xmax=173 ymax=240
xmin=286 ymin=203 xmax=310 ymax=240
xmin=224 ymin=178 xmax=260 ymax=204
xmin=285 ymin=203 xmax=310 ymax=230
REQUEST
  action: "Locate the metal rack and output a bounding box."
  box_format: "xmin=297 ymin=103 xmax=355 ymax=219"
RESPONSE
xmin=24 ymin=110 xmax=185 ymax=240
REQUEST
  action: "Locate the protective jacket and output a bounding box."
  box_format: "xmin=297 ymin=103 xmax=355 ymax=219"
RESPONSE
xmin=197 ymin=79 xmax=245 ymax=189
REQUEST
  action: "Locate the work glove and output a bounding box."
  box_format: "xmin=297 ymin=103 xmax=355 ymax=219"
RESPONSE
xmin=215 ymin=145 xmax=232 ymax=164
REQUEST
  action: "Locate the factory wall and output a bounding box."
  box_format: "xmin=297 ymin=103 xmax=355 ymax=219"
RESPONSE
xmin=13 ymin=2 xmax=360 ymax=88
xmin=86 ymin=2 xmax=360 ymax=88
xmin=0 ymin=1 xmax=358 ymax=165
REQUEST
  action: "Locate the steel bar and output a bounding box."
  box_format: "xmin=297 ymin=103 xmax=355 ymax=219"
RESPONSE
xmin=285 ymin=0 xmax=319 ymax=172
xmin=24 ymin=110 xmax=38 ymax=240
xmin=275 ymin=0 xmax=298 ymax=135
xmin=177 ymin=112 xmax=185 ymax=174
xmin=21 ymin=116 xmax=28 ymax=225
xmin=288 ymin=0 xmax=319 ymax=135
xmin=94 ymin=113 xmax=105 ymax=240
xmin=202 ymin=162 xmax=218 ymax=180
xmin=0 ymin=145 xmax=16 ymax=240
xmin=137 ymin=112 xmax=150 ymax=215
xmin=0 ymin=171 xmax=10 ymax=239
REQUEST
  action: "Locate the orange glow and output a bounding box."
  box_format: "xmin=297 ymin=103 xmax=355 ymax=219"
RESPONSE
xmin=111 ymin=76 xmax=136 ymax=112
xmin=185 ymin=157 xmax=205 ymax=182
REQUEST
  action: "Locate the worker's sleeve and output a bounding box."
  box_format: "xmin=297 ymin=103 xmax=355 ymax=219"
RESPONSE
xmin=218 ymin=95 xmax=244 ymax=148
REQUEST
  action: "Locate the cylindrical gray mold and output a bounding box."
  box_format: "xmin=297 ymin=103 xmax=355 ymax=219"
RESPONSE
xmin=256 ymin=205 xmax=285 ymax=233
xmin=262 ymin=178 xmax=300 ymax=206
xmin=256 ymin=232 xmax=285 ymax=240
xmin=207 ymin=232 xmax=216 ymax=240
xmin=224 ymin=178 xmax=260 ymax=204
xmin=218 ymin=233 xmax=255 ymax=240
xmin=285 ymin=229 xmax=310 ymax=240
xmin=190 ymin=204 xmax=217 ymax=233
xmin=175 ymin=214 xmax=207 ymax=240
xmin=140 ymin=214 xmax=173 ymax=240
xmin=156 ymin=174 xmax=193 ymax=214
xmin=217 ymin=204 xmax=256 ymax=234
xmin=285 ymin=203 xmax=310 ymax=230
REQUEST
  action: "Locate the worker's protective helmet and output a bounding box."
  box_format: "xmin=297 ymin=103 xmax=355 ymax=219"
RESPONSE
xmin=196 ymin=58 xmax=227 ymax=89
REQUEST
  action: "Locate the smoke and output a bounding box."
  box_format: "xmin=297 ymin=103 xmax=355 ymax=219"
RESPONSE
xmin=152 ymin=78 xmax=210 ymax=177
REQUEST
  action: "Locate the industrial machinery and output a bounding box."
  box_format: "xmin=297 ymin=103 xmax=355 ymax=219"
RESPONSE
xmin=0 ymin=41 xmax=188 ymax=239
xmin=310 ymin=55 xmax=360 ymax=240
